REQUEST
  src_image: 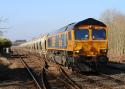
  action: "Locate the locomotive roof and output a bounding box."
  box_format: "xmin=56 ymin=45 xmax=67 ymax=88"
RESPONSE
xmin=48 ymin=18 xmax=106 ymax=35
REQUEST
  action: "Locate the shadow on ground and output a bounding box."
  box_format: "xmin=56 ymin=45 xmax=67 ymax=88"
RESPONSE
xmin=79 ymin=62 xmax=125 ymax=76
xmin=0 ymin=64 xmax=31 ymax=82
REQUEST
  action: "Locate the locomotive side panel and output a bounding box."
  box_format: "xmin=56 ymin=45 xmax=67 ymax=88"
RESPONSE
xmin=46 ymin=32 xmax=68 ymax=50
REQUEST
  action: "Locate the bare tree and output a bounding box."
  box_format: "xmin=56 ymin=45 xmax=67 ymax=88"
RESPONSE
xmin=100 ymin=9 xmax=125 ymax=62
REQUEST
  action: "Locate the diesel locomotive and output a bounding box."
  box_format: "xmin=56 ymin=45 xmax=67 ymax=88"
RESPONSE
xmin=20 ymin=18 xmax=108 ymax=71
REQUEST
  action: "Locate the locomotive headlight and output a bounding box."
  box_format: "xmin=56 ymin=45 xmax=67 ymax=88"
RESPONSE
xmin=100 ymin=49 xmax=108 ymax=53
xmin=75 ymin=50 xmax=79 ymax=53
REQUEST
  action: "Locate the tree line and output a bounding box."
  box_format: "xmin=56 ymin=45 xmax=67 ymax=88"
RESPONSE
xmin=100 ymin=9 xmax=125 ymax=62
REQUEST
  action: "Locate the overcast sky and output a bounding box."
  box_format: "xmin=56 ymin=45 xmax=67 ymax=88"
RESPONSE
xmin=0 ymin=0 xmax=125 ymax=41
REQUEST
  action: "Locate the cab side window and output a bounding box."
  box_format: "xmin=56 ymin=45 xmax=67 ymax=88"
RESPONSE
xmin=61 ymin=33 xmax=67 ymax=48
xmin=68 ymin=31 xmax=72 ymax=40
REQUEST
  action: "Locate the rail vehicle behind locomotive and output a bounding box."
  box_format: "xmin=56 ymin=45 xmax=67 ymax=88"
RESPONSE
xmin=20 ymin=18 xmax=108 ymax=71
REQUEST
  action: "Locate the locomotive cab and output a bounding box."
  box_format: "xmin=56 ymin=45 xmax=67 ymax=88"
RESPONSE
xmin=73 ymin=26 xmax=108 ymax=62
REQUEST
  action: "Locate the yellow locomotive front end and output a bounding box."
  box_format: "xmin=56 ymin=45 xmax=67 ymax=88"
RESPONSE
xmin=72 ymin=27 xmax=108 ymax=66
xmin=65 ymin=18 xmax=109 ymax=70
xmin=73 ymin=26 xmax=108 ymax=59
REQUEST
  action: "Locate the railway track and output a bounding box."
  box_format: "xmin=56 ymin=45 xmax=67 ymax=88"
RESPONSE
xmin=11 ymin=52 xmax=47 ymax=89
xmin=71 ymin=72 xmax=125 ymax=89
xmin=13 ymin=50 xmax=125 ymax=89
xmin=57 ymin=66 xmax=81 ymax=89
xmin=42 ymin=66 xmax=81 ymax=89
xmin=23 ymin=51 xmax=82 ymax=89
xmin=74 ymin=72 xmax=114 ymax=89
xmin=13 ymin=51 xmax=81 ymax=89
xmin=19 ymin=55 xmax=43 ymax=89
xmin=19 ymin=55 xmax=50 ymax=89
xmin=71 ymin=64 xmax=125 ymax=89
xmin=41 ymin=60 xmax=81 ymax=89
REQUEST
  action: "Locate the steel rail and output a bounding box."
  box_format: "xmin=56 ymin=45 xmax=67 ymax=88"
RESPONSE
xmin=41 ymin=68 xmax=51 ymax=89
xmin=74 ymin=72 xmax=114 ymax=89
xmin=19 ymin=56 xmax=42 ymax=89
xmin=98 ymin=73 xmax=125 ymax=85
xmin=59 ymin=66 xmax=81 ymax=89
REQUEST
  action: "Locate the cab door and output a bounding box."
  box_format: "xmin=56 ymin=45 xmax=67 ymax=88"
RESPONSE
xmin=67 ymin=31 xmax=74 ymax=51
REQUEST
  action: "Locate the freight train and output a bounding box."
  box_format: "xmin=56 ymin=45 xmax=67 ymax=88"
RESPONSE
xmin=20 ymin=18 xmax=108 ymax=71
